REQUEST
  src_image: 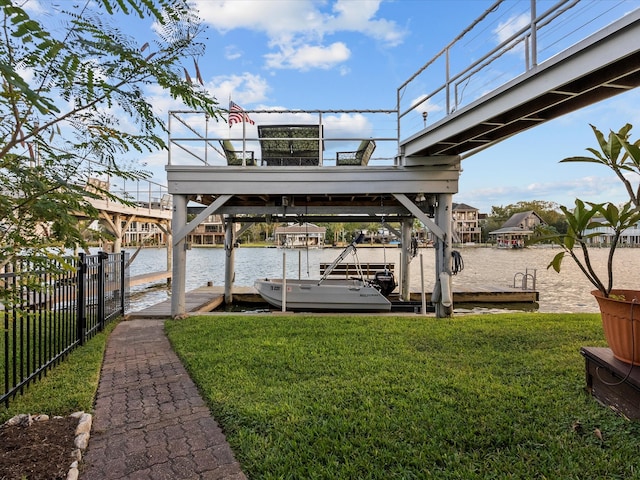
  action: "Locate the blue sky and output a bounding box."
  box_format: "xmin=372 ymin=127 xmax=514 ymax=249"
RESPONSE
xmin=29 ymin=0 xmax=640 ymax=213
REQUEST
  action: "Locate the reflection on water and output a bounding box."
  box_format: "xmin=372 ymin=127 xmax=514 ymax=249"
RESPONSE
xmin=124 ymin=245 xmax=640 ymax=314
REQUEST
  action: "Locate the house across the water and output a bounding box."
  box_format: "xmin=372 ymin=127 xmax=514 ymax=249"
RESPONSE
xmin=489 ymin=211 xmax=546 ymax=248
xmin=274 ymin=223 xmax=326 ymax=248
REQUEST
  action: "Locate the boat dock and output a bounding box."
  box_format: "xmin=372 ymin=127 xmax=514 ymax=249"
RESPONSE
xmin=130 ymin=270 xmax=172 ymax=287
xmin=127 ymin=284 xmax=538 ymax=319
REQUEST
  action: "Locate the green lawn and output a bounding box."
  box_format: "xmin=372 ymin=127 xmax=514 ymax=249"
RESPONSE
xmin=3 ymin=313 xmax=638 ymax=478
xmin=166 ymin=313 xmax=640 ymax=480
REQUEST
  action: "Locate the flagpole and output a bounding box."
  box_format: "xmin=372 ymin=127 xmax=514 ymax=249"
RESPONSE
xmin=228 ymin=94 xmax=232 ymax=134
xmin=242 ymin=117 xmax=247 ymax=166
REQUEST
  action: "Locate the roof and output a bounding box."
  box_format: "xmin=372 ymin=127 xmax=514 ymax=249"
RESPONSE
xmin=500 ymin=210 xmax=545 ymax=228
xmin=452 ymin=202 xmax=478 ymax=211
xmin=488 ymin=227 xmax=533 ymax=235
xmin=488 ymin=210 xmax=546 ymax=235
xmin=274 ymin=223 xmax=326 ymax=235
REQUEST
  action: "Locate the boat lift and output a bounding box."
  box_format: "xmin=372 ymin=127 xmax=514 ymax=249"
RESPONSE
xmin=318 ymin=232 xmax=397 ymax=297
xmin=318 ymin=233 xmax=366 ymax=284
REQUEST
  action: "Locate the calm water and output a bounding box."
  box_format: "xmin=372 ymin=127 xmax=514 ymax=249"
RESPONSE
xmin=124 ymin=245 xmax=640 ymax=314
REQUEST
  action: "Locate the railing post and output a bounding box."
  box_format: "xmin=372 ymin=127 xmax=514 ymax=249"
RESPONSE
xmin=318 ymin=112 xmax=323 ymax=166
xmin=530 ymin=0 xmax=537 ymax=68
xmin=77 ymin=253 xmax=87 ymax=346
xmin=445 ymin=47 xmax=451 ymax=113
xmin=97 ymin=251 xmax=107 ymax=332
xmin=120 ymin=251 xmax=126 ymax=315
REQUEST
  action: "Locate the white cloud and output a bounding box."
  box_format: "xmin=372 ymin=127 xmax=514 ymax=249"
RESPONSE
xmin=410 ymin=94 xmax=443 ymax=114
xmin=322 ymin=113 xmax=373 ymax=138
xmin=193 ymin=0 xmax=320 ymax=36
xmin=224 ymin=45 xmax=243 ymax=60
xmin=493 ymin=13 xmax=529 ymax=55
xmin=327 ymin=0 xmax=405 ymax=46
xmin=193 ymin=0 xmax=405 ymax=71
xmin=145 ymin=83 xmax=193 ymax=115
xmin=208 ymin=72 xmax=270 ymax=105
xmin=265 ymin=42 xmax=350 ymax=71
xmin=22 ymin=0 xmax=47 ymax=15
xmin=460 ymin=173 xmax=632 ymax=213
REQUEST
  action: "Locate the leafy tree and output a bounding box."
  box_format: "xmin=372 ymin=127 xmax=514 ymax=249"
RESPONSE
xmin=0 ymin=0 xmax=220 ymax=304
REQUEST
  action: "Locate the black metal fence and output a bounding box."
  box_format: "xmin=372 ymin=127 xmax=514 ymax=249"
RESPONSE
xmin=1 ymin=252 xmax=129 ymax=407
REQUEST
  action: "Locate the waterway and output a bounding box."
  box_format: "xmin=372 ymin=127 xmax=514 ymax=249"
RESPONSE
xmin=124 ymin=245 xmax=640 ymax=314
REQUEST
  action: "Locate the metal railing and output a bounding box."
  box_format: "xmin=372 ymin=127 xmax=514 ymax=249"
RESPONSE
xmin=514 ymin=268 xmax=537 ymax=290
xmin=1 ymin=252 xmax=129 ymax=407
xmin=78 ymin=157 xmax=171 ymax=212
xmin=168 ymin=109 xmax=400 ymax=167
xmin=397 ymin=0 xmax=639 ymax=140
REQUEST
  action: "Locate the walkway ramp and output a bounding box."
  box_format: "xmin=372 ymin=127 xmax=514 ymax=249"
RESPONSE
xmin=400 ymin=5 xmax=640 ymax=160
xmin=128 ymin=289 xmax=223 ymax=319
xmin=129 ymin=270 xmax=172 ymax=287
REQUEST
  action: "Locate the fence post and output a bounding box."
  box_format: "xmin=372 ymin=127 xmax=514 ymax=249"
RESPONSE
xmin=120 ymin=251 xmax=126 ymax=315
xmin=77 ymin=253 xmax=87 ymax=346
xmin=97 ymin=251 xmax=108 ymax=332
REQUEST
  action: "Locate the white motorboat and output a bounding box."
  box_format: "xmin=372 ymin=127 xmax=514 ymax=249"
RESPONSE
xmin=254 ymin=277 xmax=392 ymax=311
xmin=254 ymin=233 xmax=395 ymax=311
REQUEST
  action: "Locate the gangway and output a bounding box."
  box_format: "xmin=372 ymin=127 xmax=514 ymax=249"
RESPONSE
xmin=399 ymin=1 xmax=640 ymax=161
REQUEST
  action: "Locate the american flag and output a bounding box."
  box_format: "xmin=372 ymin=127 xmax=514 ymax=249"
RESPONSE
xmin=228 ymin=101 xmax=255 ymax=126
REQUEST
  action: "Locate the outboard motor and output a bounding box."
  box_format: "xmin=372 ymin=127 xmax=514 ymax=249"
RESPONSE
xmin=373 ymin=270 xmax=396 ymax=296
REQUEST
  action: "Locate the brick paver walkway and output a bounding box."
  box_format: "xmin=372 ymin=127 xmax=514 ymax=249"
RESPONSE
xmin=81 ymin=319 xmax=246 ymax=479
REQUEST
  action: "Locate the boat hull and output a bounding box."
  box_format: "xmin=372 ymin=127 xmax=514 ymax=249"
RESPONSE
xmin=254 ymin=278 xmax=391 ymax=311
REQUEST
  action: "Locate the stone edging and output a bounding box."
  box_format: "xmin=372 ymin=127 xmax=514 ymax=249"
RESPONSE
xmin=3 ymin=411 xmax=92 ymax=480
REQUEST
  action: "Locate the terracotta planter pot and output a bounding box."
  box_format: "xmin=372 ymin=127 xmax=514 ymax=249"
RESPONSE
xmin=592 ymin=289 xmax=640 ymax=365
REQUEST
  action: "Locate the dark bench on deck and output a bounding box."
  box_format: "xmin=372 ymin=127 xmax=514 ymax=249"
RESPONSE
xmin=259 ymin=124 xmax=323 ymax=166
xmin=320 ymin=262 xmax=395 ymax=279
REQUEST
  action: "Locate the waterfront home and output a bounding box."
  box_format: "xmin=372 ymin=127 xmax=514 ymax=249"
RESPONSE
xmin=489 ymin=211 xmax=545 ymax=248
xmin=274 ymin=223 xmax=326 ymax=247
xmin=186 ymin=214 xmax=232 ymax=246
xmin=583 ymin=217 xmax=640 ymax=246
xmin=124 ymin=221 xmax=167 ymax=246
xmin=452 ymin=203 xmax=482 ymax=244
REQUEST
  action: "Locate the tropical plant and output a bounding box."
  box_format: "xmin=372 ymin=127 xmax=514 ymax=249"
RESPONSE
xmin=562 ymin=124 xmax=640 ymax=207
xmin=0 ymin=0 xmax=220 ymax=305
xmin=530 ymin=124 xmax=640 ymax=298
